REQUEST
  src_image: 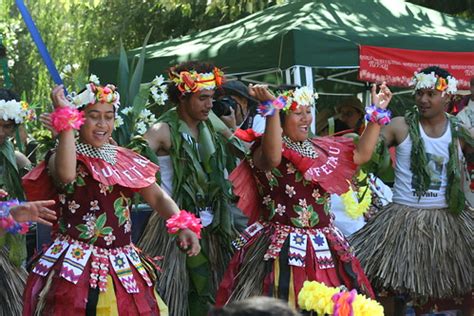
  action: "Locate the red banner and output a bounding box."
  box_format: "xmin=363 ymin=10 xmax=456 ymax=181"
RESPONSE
xmin=359 ymin=45 xmax=474 ymax=90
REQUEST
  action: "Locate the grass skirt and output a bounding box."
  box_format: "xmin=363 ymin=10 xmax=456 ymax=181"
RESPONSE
xmin=138 ymin=212 xmax=235 ymax=316
xmin=350 ymin=203 xmax=473 ymax=299
xmin=0 ymin=247 xmax=27 ymax=316
xmin=216 ymin=221 xmax=374 ymax=308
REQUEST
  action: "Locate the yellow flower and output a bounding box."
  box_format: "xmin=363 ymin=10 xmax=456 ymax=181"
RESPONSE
xmin=298 ymin=281 xmax=338 ymax=314
xmin=352 ymin=293 xmax=384 ymax=316
xmin=341 ymin=171 xmax=372 ymax=219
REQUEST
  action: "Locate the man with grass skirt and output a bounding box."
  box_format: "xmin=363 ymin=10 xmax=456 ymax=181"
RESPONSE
xmin=350 ymin=66 xmax=473 ymax=315
xmin=0 ymin=88 xmax=32 ymax=316
xmin=138 ymin=61 xmax=245 ymax=316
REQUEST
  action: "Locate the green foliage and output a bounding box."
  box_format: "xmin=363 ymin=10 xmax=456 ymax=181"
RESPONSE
xmin=1 ymin=0 xmax=281 ymax=110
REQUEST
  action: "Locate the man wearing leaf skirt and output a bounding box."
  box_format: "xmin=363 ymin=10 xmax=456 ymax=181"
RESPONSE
xmin=350 ymin=66 xmax=473 ymax=315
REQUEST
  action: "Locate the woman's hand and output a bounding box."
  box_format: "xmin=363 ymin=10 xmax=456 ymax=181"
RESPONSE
xmin=371 ymin=82 xmax=392 ymax=110
xmin=177 ymin=228 xmax=201 ymax=256
xmin=51 ymin=85 xmax=73 ymax=109
xmin=10 ymin=200 xmax=57 ymax=226
xmin=39 ymin=112 xmax=59 ymax=137
xmin=249 ymin=84 xmax=275 ymax=102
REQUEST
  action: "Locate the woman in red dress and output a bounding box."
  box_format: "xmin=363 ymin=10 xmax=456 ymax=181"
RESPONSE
xmin=216 ymin=84 xmax=392 ymax=308
xmin=22 ymin=83 xmax=200 ymax=315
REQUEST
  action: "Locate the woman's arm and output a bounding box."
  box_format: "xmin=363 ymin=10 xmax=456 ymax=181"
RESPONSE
xmin=139 ymin=183 xmax=200 ymax=256
xmin=353 ymin=83 xmax=392 ymax=165
xmin=48 ymin=85 xmax=78 ymax=184
xmin=250 ymin=85 xmax=283 ymax=170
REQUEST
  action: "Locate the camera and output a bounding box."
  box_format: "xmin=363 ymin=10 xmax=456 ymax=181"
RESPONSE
xmin=212 ymin=97 xmax=238 ymax=117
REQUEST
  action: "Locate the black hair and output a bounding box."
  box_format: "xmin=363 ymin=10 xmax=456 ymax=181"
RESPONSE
xmin=0 ymin=88 xmax=20 ymax=102
xmin=167 ymin=61 xmax=218 ymax=105
xmin=209 ymin=297 xmax=300 ymax=316
xmin=419 ymin=66 xmax=452 ymax=79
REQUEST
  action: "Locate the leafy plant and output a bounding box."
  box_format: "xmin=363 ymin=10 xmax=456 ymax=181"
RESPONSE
xmin=112 ymin=29 xmax=167 ymax=157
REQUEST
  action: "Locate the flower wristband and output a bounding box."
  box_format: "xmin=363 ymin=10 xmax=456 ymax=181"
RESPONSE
xmin=257 ymin=96 xmax=286 ymax=117
xmin=365 ymin=104 xmax=391 ymax=126
xmin=50 ymin=106 xmax=85 ymax=133
xmin=166 ymin=210 xmax=203 ymax=239
xmin=0 ymin=200 xmax=30 ymax=235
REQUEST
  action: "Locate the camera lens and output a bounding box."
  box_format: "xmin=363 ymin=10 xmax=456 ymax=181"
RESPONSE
xmin=212 ymin=97 xmax=237 ymax=117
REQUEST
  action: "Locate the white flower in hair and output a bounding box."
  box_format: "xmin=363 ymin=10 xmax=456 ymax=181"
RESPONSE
xmin=70 ymin=84 xmax=96 ymax=108
xmin=411 ymin=72 xmax=437 ymax=90
xmin=446 ymin=76 xmax=458 ymax=94
xmin=89 ymin=74 xmax=100 ymax=85
xmin=0 ymin=100 xmax=27 ymax=123
xmin=293 ymin=86 xmax=317 ymax=107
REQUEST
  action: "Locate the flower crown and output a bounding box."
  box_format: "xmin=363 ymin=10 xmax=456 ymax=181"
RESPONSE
xmin=69 ymin=74 xmax=120 ymax=113
xmin=410 ymin=71 xmax=458 ymax=95
xmin=0 ymin=99 xmax=35 ymax=124
xmin=279 ymin=86 xmax=319 ymax=113
xmin=169 ymin=67 xmax=224 ymax=94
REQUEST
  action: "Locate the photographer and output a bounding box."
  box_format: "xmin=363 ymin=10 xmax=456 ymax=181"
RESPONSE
xmin=214 ymin=80 xmax=265 ymax=133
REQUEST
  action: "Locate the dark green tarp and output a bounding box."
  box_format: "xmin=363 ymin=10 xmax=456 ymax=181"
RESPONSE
xmin=90 ymin=0 xmax=473 ymax=84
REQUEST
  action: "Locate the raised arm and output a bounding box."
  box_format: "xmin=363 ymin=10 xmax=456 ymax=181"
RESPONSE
xmin=48 ymin=85 xmax=78 ymax=184
xmin=250 ymin=85 xmax=282 ymax=170
xmin=353 ymin=83 xmax=392 ymax=165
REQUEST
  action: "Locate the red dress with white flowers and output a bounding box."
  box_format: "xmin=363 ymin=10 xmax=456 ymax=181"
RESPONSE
xmin=22 ymin=143 xmax=167 ymax=315
xmin=216 ymin=136 xmax=374 ymax=308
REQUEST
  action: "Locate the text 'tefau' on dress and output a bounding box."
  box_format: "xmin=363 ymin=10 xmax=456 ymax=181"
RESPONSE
xmin=216 ymin=136 xmax=374 ymax=308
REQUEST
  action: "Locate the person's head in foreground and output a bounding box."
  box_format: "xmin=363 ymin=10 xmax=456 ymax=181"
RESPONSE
xmin=411 ymin=66 xmax=457 ymax=119
xmin=209 ymin=296 xmax=300 ymax=316
xmin=168 ymin=60 xmax=224 ymax=123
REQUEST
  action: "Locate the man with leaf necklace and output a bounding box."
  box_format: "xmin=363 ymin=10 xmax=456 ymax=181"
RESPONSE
xmin=351 ymin=66 xmax=473 ymax=315
xmin=138 ymin=61 xmax=245 ymax=316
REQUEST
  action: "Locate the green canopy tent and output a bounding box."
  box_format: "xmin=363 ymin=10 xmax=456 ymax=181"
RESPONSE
xmin=90 ymin=0 xmax=473 ymax=93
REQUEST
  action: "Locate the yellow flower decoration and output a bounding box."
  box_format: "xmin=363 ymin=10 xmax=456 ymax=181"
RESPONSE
xmin=298 ymin=281 xmax=384 ymax=316
xmin=298 ymin=281 xmax=339 ymax=315
xmin=352 ymin=293 xmax=384 ymax=316
xmin=340 ymin=171 xmax=372 ymax=219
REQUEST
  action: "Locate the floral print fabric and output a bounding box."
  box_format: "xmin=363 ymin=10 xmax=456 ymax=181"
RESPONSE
xmin=250 ymin=156 xmax=331 ymax=229
xmin=57 ymin=162 xmax=135 ymax=248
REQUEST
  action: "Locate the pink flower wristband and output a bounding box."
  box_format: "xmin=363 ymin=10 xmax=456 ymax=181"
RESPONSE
xmin=166 ymin=210 xmax=203 ymax=239
xmin=50 ymin=106 xmax=85 ymax=133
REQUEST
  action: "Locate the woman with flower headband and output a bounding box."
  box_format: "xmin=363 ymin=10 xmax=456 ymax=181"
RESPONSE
xmin=138 ymin=61 xmax=246 ymax=316
xmin=350 ymin=66 xmax=473 ymax=315
xmin=0 ymin=88 xmax=39 ymax=315
xmin=215 ymin=82 xmax=392 ymax=308
xmin=21 ymin=78 xmax=201 ymax=315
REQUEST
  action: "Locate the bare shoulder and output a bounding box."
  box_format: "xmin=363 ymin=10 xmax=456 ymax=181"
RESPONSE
xmin=391 ymin=116 xmax=409 ymax=129
xmin=144 ymin=122 xmax=172 ymax=154
xmin=14 ymin=151 xmax=31 ymax=169
xmin=382 ymin=116 xmax=409 ymax=147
